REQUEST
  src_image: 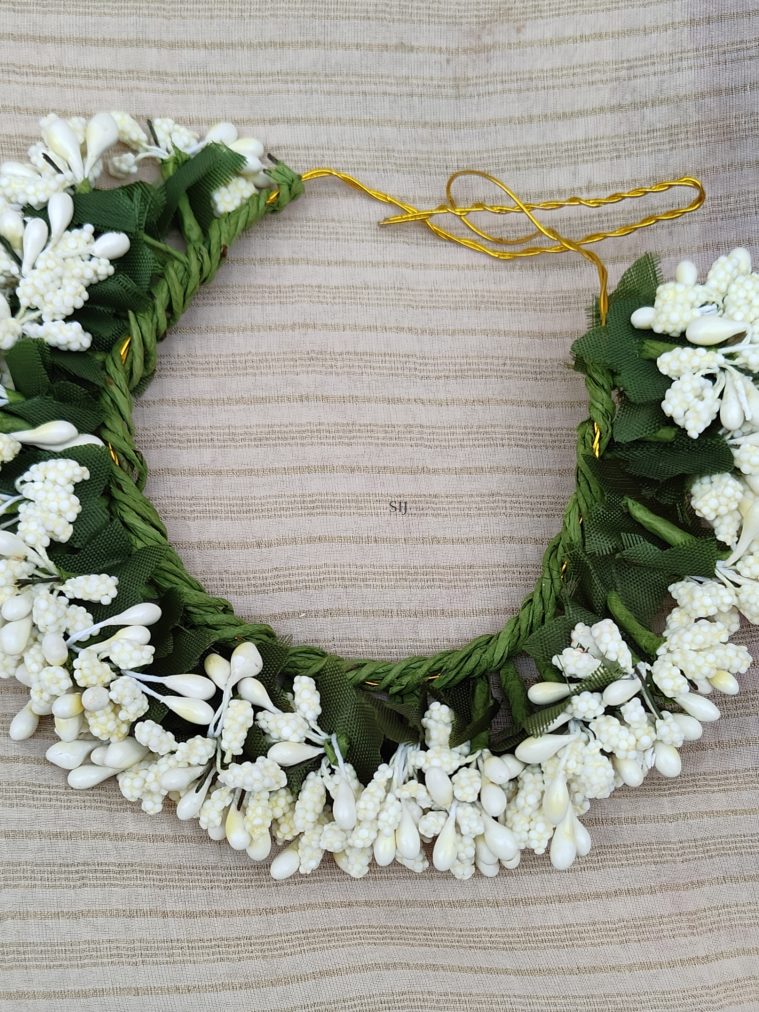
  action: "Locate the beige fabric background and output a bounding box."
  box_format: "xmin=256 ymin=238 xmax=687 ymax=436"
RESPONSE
xmin=1 ymin=1 xmax=758 ymax=1009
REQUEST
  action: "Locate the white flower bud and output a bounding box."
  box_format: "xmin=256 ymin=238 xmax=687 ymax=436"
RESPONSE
xmin=613 ymin=756 xmax=645 ymax=787
xmin=482 ymin=754 xmax=523 ymax=784
xmin=46 ymin=739 xmax=97 ymax=769
xmin=230 ymin=641 xmax=264 ymax=681
xmin=396 ymin=803 xmax=421 ymax=859
xmin=67 ymin=763 xmax=119 ymax=789
xmin=332 ymin=775 xmax=357 ymax=831
xmin=1 ymin=593 xmax=32 ymax=622
xmin=685 ymin=316 xmax=746 ymax=346
xmin=514 ymin=734 xmax=573 ymax=765
xmin=54 ymin=714 xmax=83 ymax=741
xmin=204 ymin=653 xmax=230 ymax=689
xmin=549 ymin=809 xmax=577 ymax=870
xmin=630 ymin=306 xmax=655 ymax=329
xmin=90 ymin=231 xmax=130 ymax=260
xmin=373 ymin=832 xmax=396 ymax=866
xmin=51 ymin=692 xmax=83 ymax=718
xmin=21 ymin=216 xmax=48 ymax=275
xmin=0 ymin=616 xmax=32 ymax=655
xmin=246 ymin=832 xmax=272 ymax=862
xmin=671 ymin=713 xmax=703 ymax=740
xmin=160 ymin=765 xmax=209 ymax=792
xmin=602 ymin=678 xmax=641 ymax=706
xmin=0 ymin=207 xmax=23 ymax=249
xmin=163 ymin=696 xmax=214 ymax=725
xmin=161 ymin=674 xmax=217 ymax=700
xmin=81 ymin=686 xmax=110 ymax=711
xmin=432 ymin=809 xmax=458 ymax=872
xmin=14 ymin=420 xmax=79 ymax=448
xmin=425 ymin=766 xmax=453 ymax=807
xmin=708 ymin=669 xmax=740 ymax=694
xmin=83 ymin=112 xmax=119 ymax=177
xmin=479 ymin=779 xmax=507 ymax=818
xmin=267 ymin=741 xmax=324 ymax=766
xmin=9 ymin=703 xmax=39 ymax=741
xmin=675 ymin=260 xmax=699 ymax=286
xmin=42 ymin=116 xmax=84 ymax=178
xmin=482 ymin=815 xmax=519 ymax=861
xmin=542 ymin=772 xmax=570 ymax=826
xmin=574 ymin=817 xmax=592 ymax=857
xmin=270 ymin=844 xmax=300 ymax=880
xmin=675 ymin=693 xmax=720 ymax=721
xmin=237 ymin=676 xmax=276 ymax=710
xmin=527 ymin=681 xmax=572 ymax=704
xmin=102 ymin=738 xmax=148 ymax=770
xmin=204 ymin=121 xmax=238 ymax=146
xmin=47 ymin=191 xmax=74 ymax=245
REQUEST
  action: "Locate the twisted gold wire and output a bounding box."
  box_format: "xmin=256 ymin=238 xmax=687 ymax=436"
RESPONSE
xmin=300 ymin=168 xmax=705 ymax=327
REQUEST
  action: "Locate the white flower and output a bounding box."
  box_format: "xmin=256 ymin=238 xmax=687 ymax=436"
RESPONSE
xmin=690 ymin=472 xmax=746 ymax=546
xmin=631 ymin=251 xmax=759 ymax=437
xmin=0 ymin=210 xmax=129 ymax=354
xmin=134 ymin=719 xmax=177 ymax=755
xmin=220 ymin=698 xmax=254 ymax=757
xmin=661 ymin=373 xmax=721 ymax=438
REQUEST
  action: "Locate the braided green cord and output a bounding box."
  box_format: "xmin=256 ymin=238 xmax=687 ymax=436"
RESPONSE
xmin=96 ymin=163 xmax=615 ymax=692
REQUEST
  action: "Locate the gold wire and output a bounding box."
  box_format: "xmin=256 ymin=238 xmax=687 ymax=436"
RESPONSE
xmin=300 ymin=168 xmax=705 ymax=328
xmin=119 ymin=335 xmax=131 ymax=364
xmin=592 ymin=422 xmax=602 ymax=459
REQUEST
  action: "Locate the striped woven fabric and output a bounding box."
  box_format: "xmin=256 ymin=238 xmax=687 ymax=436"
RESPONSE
xmin=0 ymin=1 xmax=757 ymax=1009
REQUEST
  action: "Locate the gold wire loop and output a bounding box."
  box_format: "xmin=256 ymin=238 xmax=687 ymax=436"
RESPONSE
xmin=300 ymin=167 xmax=705 ymax=328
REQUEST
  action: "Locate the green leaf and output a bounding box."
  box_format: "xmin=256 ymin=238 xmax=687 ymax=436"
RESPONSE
xmin=524 ymin=615 xmax=580 ymax=664
xmin=613 ymin=399 xmax=669 ymax=443
xmin=4 ymin=340 xmax=51 ymax=396
xmin=619 ymin=535 xmax=722 ymax=576
xmin=449 ymin=675 xmax=498 ymax=750
xmin=612 ymin=430 xmax=734 ymax=479
xmin=365 ymin=694 xmax=419 ymax=745
xmin=86 ymin=273 xmax=152 ymax=313
xmin=52 ymin=519 xmax=133 ymax=575
xmin=71 ymin=183 xmax=164 ymax=235
xmin=49 ymin=350 xmax=107 ymax=388
xmin=610 ymin=253 xmax=661 ymax=306
xmin=156 ymin=626 xmax=221 ymax=676
xmin=315 ymin=657 xmax=384 ymax=783
xmin=72 ymin=307 xmax=128 ymax=350
xmin=499 ymin=661 xmax=530 ymax=729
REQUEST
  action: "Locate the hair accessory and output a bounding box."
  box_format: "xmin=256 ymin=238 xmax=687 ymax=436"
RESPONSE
xmin=0 ymin=112 xmax=753 ymax=880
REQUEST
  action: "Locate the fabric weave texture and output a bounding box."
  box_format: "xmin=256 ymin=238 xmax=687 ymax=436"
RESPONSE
xmin=0 ymin=1 xmax=757 ymax=1009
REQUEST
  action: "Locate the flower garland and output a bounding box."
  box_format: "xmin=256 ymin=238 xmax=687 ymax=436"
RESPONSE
xmin=0 ymin=111 xmax=756 ymax=881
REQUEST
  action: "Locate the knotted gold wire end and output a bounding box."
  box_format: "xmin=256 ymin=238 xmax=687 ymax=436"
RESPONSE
xmin=300 ymin=167 xmax=705 ymax=329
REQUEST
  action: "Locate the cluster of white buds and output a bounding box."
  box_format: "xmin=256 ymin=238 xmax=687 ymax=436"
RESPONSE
xmin=101 ymin=113 xmax=271 ymax=216
xmin=631 ymin=249 xmax=759 ymax=438
xmin=0 ymin=190 xmax=130 ymax=353
xmin=652 ymin=582 xmax=751 ymax=701
xmin=0 ymin=112 xmax=124 ymax=211
xmin=27 ymin=603 xmax=755 ymax=879
xmin=0 ymin=455 xmax=91 ymax=553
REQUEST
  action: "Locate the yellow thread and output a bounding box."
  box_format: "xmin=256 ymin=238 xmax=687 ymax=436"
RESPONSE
xmin=300 ymin=168 xmax=705 ymax=329
xmin=107 ymin=443 xmax=120 ymax=466
xmin=119 ymin=336 xmax=131 ymax=364
xmin=266 ymin=189 xmax=280 ymax=205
